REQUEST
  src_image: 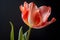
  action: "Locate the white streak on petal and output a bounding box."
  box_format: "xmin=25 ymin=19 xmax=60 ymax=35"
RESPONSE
xmin=39 ymin=6 xmax=51 ymax=22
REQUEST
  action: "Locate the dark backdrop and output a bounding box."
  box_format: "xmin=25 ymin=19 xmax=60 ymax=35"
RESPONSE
xmin=0 ymin=0 xmax=60 ymax=40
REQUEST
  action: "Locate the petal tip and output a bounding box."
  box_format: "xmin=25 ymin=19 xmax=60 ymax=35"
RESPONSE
xmin=51 ymin=17 xmax=56 ymax=23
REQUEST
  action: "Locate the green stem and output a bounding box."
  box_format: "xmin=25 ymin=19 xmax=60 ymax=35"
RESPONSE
xmin=26 ymin=27 xmax=31 ymax=40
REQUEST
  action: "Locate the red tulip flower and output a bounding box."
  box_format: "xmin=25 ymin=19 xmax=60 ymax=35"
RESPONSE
xmin=19 ymin=2 xmax=56 ymax=29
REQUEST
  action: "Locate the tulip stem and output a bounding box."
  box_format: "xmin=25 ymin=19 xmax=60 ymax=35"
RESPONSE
xmin=27 ymin=27 xmax=31 ymax=40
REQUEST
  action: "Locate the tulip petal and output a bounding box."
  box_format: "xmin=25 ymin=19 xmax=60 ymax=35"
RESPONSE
xmin=19 ymin=5 xmax=24 ymax=13
xmin=39 ymin=6 xmax=51 ymax=22
xmin=19 ymin=2 xmax=30 ymax=26
xmin=28 ymin=2 xmax=42 ymax=27
xmin=32 ymin=17 xmax=56 ymax=29
xmin=22 ymin=11 xmax=29 ymax=26
xmin=24 ymin=2 xmax=29 ymax=10
xmin=28 ymin=2 xmax=37 ymax=26
xmin=19 ymin=2 xmax=28 ymax=14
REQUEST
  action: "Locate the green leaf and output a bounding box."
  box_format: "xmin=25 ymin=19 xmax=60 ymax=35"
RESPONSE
xmin=9 ymin=21 xmax=14 ymax=40
xmin=26 ymin=27 xmax=31 ymax=40
xmin=23 ymin=27 xmax=31 ymax=40
xmin=18 ymin=27 xmax=24 ymax=40
xmin=23 ymin=31 xmax=28 ymax=40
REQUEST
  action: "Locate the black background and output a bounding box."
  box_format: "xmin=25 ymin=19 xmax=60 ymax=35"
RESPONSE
xmin=0 ymin=0 xmax=60 ymax=40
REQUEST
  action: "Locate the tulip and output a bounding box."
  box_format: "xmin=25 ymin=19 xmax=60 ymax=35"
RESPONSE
xmin=19 ymin=2 xmax=56 ymax=29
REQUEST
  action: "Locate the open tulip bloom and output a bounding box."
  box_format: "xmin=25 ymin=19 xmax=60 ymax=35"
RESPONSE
xmin=18 ymin=1 xmax=56 ymax=40
xmin=19 ymin=2 xmax=56 ymax=29
xmin=10 ymin=2 xmax=56 ymax=40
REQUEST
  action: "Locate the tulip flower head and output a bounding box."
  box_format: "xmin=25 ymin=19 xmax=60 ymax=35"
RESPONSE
xmin=19 ymin=2 xmax=56 ymax=29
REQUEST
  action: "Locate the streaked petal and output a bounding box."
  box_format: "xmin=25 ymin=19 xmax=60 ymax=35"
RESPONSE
xmin=19 ymin=2 xmax=29 ymax=26
xmin=39 ymin=6 xmax=51 ymax=22
xmin=32 ymin=17 xmax=56 ymax=29
xmin=28 ymin=2 xmax=42 ymax=27
xmin=22 ymin=12 xmax=30 ymax=26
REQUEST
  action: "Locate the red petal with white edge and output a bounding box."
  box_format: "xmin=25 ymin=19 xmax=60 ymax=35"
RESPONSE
xmin=39 ymin=6 xmax=51 ymax=23
xmin=32 ymin=17 xmax=56 ymax=29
